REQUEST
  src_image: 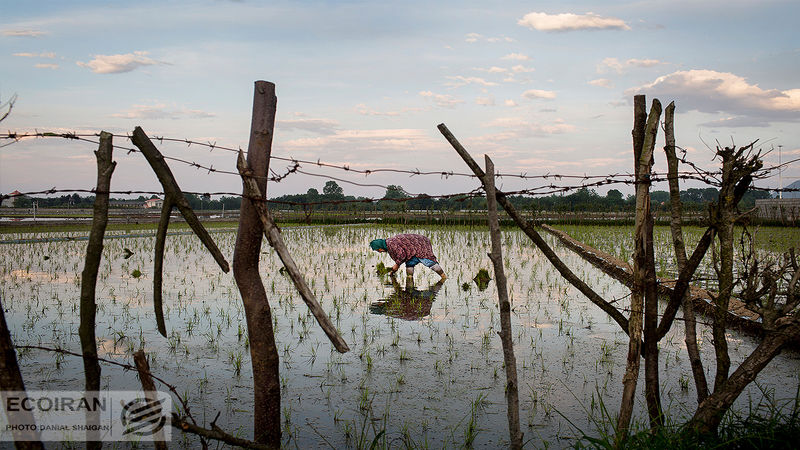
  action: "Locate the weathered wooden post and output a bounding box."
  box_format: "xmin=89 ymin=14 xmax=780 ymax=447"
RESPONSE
xmin=232 ymin=80 xmax=281 ymax=446
xmin=79 ymin=131 xmax=115 ymax=449
xmin=483 ymin=155 xmax=523 ymax=449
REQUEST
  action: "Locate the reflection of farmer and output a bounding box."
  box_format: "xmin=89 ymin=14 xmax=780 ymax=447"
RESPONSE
xmin=370 ymin=233 xmax=447 ymax=279
xmin=370 ymin=274 xmax=444 ymax=320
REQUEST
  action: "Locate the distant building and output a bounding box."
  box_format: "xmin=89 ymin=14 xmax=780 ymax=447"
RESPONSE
xmin=1 ymin=190 xmax=22 ymax=208
xmin=755 ymin=198 xmax=800 ymax=222
xmin=144 ymin=197 xmax=164 ymax=209
xmin=110 ymin=199 xmax=145 ymax=208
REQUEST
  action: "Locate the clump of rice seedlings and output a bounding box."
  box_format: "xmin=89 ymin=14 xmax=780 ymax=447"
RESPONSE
xmin=375 ymin=262 xmax=391 ymax=276
xmin=473 ymin=268 xmax=491 ymax=291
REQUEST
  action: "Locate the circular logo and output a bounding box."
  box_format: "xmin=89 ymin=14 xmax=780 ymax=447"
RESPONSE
xmin=120 ymin=397 xmax=166 ymax=436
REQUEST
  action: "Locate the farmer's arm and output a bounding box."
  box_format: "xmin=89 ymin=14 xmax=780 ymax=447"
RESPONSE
xmin=390 ymin=263 xmax=400 ymax=273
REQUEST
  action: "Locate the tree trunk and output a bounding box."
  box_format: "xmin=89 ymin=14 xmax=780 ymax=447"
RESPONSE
xmin=663 ymin=102 xmax=709 ymax=403
xmin=79 ymin=131 xmax=115 ymax=449
xmin=641 ymin=100 xmax=663 ymax=429
xmin=617 ymin=97 xmax=648 ymax=439
xmin=484 ymin=156 xmax=523 ymax=449
xmin=689 ymin=320 xmax=800 ymax=433
xmin=233 ymin=81 xmax=281 ymax=446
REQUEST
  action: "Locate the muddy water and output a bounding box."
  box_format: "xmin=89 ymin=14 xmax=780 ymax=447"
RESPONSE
xmin=1 ymin=225 xmax=798 ymax=448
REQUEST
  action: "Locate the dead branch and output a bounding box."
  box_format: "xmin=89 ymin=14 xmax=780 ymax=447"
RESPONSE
xmin=130 ymin=126 xmax=230 ymax=337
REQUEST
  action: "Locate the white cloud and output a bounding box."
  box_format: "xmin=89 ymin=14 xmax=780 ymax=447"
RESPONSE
xmin=511 ymin=65 xmax=535 ymax=74
xmin=504 ymin=99 xmax=518 ymax=107
xmin=419 ymin=91 xmax=463 ymax=108
xmin=281 ymin=128 xmax=438 ymax=158
xmin=476 ymin=95 xmax=495 ymax=106
xmin=277 ymin=118 xmax=339 ymax=134
xmin=502 ymin=53 xmax=530 ymax=61
xmin=627 ymin=58 xmax=662 ymax=68
xmin=518 ymin=12 xmax=630 ymax=32
xmin=598 ymin=57 xmax=664 ymax=73
xmin=2 ymin=29 xmax=46 ymax=37
xmin=465 ymin=33 xmax=514 ymax=43
xmin=13 ymin=52 xmax=56 ymax=58
xmin=34 ymin=63 xmax=59 ymax=70
xmin=445 ymin=75 xmax=498 ymax=88
xmin=629 ymin=69 xmax=800 ymax=126
xmin=522 ymin=89 xmax=557 ymax=100
xmin=112 ymin=103 xmax=215 ymax=120
xmin=480 ymin=117 xmax=576 ymax=142
xmin=589 ymin=78 xmax=613 ymax=88
xmin=476 ymin=66 xmax=508 ymax=74
xmin=465 ymin=32 xmax=482 ymax=43
xmin=77 ymin=51 xmax=166 ymax=74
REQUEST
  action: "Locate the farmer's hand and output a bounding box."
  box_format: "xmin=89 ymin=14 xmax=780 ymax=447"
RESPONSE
xmin=391 ymin=264 xmax=399 ymax=273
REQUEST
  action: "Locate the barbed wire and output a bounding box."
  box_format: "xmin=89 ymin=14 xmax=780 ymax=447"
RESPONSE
xmin=1 ymin=131 xmax=798 ymax=201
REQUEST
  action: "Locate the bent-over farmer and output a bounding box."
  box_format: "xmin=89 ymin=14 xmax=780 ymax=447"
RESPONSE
xmin=370 ymin=233 xmax=447 ymax=279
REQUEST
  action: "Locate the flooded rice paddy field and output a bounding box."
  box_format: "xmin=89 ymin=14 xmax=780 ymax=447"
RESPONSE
xmin=1 ymin=225 xmax=799 ymax=448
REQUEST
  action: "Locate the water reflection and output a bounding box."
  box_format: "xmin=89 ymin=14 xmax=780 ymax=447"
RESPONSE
xmin=370 ymin=274 xmax=444 ymax=320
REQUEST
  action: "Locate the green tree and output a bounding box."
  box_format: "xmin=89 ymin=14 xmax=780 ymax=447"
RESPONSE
xmin=322 ymin=181 xmax=344 ymax=198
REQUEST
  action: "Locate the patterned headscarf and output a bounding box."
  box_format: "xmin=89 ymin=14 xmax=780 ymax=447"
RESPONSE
xmin=370 ymin=239 xmax=387 ymax=252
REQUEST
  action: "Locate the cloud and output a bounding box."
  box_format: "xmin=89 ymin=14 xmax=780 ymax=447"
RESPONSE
xmin=485 ymin=116 xmax=575 ymax=135
xmin=112 ymin=103 xmax=215 ymax=120
xmin=504 ymin=99 xmax=518 ymax=107
xmin=13 ymin=52 xmax=56 ymax=58
xmin=598 ymin=57 xmax=665 ymax=73
xmin=518 ymin=12 xmax=630 ymax=32
xmin=627 ymin=58 xmax=662 ymax=68
xmin=476 ymin=66 xmax=508 ymax=74
xmin=511 ymin=65 xmax=535 ymax=74
xmin=34 ymin=63 xmax=59 ymax=70
xmin=589 ymin=78 xmax=613 ymax=88
xmin=476 ymin=95 xmax=495 ymax=106
xmin=281 ymin=128 xmax=438 ymax=158
xmin=465 ymin=33 xmax=514 ymax=43
xmin=502 ymin=53 xmax=530 ymax=61
xmin=419 ymin=91 xmax=463 ymax=108
xmin=277 ymin=118 xmax=339 ymax=134
xmin=77 ymin=51 xmax=166 ymax=74
xmin=445 ymin=75 xmax=498 ymax=88
xmin=3 ymin=29 xmax=46 ymax=37
xmin=522 ymin=89 xmax=557 ymax=100
xmin=628 ymin=69 xmax=800 ymax=125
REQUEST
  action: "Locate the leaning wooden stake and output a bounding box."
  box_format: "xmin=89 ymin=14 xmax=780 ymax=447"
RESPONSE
xmin=79 ymin=131 xmax=115 ymax=448
xmin=483 ymin=155 xmax=523 ymax=449
xmin=130 ymin=127 xmax=230 ymax=337
xmin=237 ymin=151 xmax=349 ymax=353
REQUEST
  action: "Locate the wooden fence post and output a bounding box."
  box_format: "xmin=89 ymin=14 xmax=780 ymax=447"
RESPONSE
xmin=232 ymin=80 xmax=281 ymax=446
xmin=484 ymin=155 xmax=523 ymax=449
xmin=79 ymin=131 xmax=115 ymax=448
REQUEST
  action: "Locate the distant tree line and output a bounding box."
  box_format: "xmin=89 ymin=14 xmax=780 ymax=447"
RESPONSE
xmin=8 ymin=180 xmax=771 ymax=212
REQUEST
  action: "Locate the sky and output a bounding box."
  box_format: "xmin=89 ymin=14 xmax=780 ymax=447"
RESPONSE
xmin=1 ymin=0 xmax=799 ymax=201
